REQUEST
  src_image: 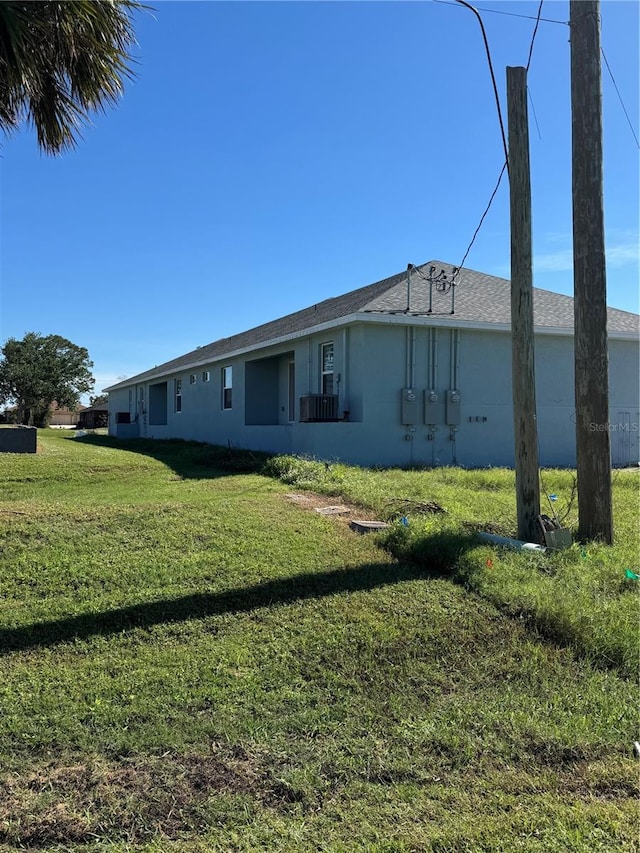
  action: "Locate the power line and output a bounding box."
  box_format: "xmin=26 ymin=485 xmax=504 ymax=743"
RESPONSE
xmin=454 ymin=0 xmax=509 ymax=169
xmin=454 ymin=160 xmax=508 ymax=278
xmin=528 ymin=87 xmax=542 ymax=140
xmin=526 ymin=1 xmax=544 ymax=71
xmin=525 ymin=2 xmax=544 ymax=139
xmin=445 ymin=3 xmax=544 ymax=284
xmin=432 ymin=0 xmax=566 ymax=25
xmin=601 ymin=47 xmax=640 ymax=150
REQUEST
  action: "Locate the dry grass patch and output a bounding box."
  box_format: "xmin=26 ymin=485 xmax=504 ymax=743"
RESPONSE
xmin=0 ymin=745 xmax=298 ymax=846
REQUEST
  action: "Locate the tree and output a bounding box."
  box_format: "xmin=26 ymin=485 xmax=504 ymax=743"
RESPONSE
xmin=89 ymin=393 xmax=108 ymax=407
xmin=0 ymin=332 xmax=94 ymax=426
xmin=0 ymin=0 xmax=142 ymax=154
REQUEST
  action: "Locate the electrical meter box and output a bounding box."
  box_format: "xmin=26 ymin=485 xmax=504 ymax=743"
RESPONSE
xmin=424 ymin=389 xmax=441 ymax=425
xmin=401 ymin=388 xmax=418 ymax=425
xmin=446 ymin=390 xmax=461 ymax=425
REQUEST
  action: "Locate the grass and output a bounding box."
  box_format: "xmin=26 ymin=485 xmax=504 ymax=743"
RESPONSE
xmin=0 ymin=431 xmax=637 ymax=852
xmin=265 ymin=455 xmax=640 ymax=678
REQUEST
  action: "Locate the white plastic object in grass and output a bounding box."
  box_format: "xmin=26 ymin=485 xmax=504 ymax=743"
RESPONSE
xmin=476 ymin=532 xmax=547 ymax=553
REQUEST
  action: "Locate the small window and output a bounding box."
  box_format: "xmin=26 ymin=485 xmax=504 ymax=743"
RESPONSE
xmin=202 ymin=370 xmax=210 ymax=382
xmin=321 ymin=342 xmax=334 ymax=395
xmin=222 ymin=366 xmax=232 ymax=410
xmin=174 ymin=378 xmax=182 ymax=413
xmin=189 ymin=374 xmax=197 ymax=385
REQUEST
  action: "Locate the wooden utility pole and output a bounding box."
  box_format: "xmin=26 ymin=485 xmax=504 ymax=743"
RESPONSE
xmin=570 ymin=0 xmax=613 ymax=543
xmin=507 ymin=65 xmax=540 ymax=542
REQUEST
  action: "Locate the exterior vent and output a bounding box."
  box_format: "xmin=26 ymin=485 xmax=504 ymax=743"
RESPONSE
xmin=299 ymin=394 xmax=339 ymax=422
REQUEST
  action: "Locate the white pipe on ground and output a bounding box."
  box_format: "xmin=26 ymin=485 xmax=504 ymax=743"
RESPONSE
xmin=477 ymin=532 xmax=547 ymax=553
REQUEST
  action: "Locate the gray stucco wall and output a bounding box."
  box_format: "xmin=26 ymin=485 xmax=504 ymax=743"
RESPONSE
xmin=108 ymin=321 xmax=640 ymax=468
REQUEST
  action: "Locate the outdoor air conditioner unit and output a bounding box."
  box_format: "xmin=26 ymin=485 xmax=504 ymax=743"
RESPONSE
xmin=299 ymin=394 xmax=339 ymax=422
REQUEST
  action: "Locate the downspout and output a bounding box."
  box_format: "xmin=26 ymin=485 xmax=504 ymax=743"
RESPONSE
xmin=433 ymin=329 xmax=439 ymax=389
xmin=450 ymin=330 xmax=455 ymax=389
xmin=411 ymin=327 xmax=416 ymax=389
xmin=405 ymin=326 xmax=416 ymax=389
xmin=406 ymin=327 xmax=411 ymax=389
xmin=454 ymin=329 xmax=460 ymax=389
xmin=342 ymin=327 xmax=349 ymax=412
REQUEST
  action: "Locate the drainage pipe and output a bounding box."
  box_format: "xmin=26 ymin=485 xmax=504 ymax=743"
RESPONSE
xmin=476 ymin=532 xmax=546 ymax=553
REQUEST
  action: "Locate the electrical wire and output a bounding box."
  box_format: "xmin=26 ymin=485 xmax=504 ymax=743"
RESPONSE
xmin=454 ymin=0 xmax=509 ymax=169
xmin=524 ymin=2 xmax=544 ymax=141
xmin=432 ymin=0 xmax=566 ymax=25
xmin=526 ymin=0 xmax=544 ymax=71
xmin=528 ymin=88 xmax=542 ymax=140
xmin=446 ymin=2 xmax=544 ymax=284
xmin=601 ymin=47 xmax=640 ymax=150
xmin=454 ymin=160 xmax=507 ymax=278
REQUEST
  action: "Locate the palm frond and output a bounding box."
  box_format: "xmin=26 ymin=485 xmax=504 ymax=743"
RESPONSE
xmin=0 ymin=0 xmax=147 ymax=154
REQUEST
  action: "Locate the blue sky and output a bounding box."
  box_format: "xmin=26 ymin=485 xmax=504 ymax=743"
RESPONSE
xmin=1 ymin=0 xmax=638 ymax=397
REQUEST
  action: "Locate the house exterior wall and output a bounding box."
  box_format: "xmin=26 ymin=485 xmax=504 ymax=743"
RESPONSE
xmin=108 ymin=321 xmax=640 ymax=468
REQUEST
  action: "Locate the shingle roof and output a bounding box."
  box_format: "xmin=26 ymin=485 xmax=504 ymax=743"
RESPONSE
xmin=106 ymin=261 xmax=639 ymax=390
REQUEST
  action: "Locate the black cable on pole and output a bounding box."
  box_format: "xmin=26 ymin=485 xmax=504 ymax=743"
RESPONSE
xmin=456 ymin=160 xmax=507 ymax=275
xmin=526 ymin=0 xmax=544 ymax=71
xmin=454 ymin=0 xmax=510 ymax=172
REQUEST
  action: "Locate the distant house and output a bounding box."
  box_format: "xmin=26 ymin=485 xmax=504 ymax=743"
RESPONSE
xmin=77 ymin=404 xmax=109 ymax=430
xmin=105 ymin=261 xmax=640 ymax=468
xmin=49 ymin=402 xmax=86 ymax=427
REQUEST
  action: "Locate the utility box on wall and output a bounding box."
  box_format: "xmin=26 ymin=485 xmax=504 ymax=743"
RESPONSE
xmin=424 ymin=389 xmax=442 ymax=425
xmin=401 ymin=388 xmax=418 ymax=425
xmin=446 ymin=390 xmax=461 ymax=425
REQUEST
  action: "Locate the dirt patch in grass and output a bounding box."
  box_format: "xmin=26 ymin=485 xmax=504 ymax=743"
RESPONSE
xmin=0 ymin=746 xmax=297 ymax=846
xmin=285 ymin=492 xmax=378 ymax=526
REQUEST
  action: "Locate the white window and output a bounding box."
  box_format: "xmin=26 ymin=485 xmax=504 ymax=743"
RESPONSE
xmin=174 ymin=378 xmax=182 ymax=413
xmin=202 ymin=370 xmax=210 ymax=382
xmin=321 ymin=342 xmax=334 ymax=395
xmin=222 ymin=366 xmax=232 ymax=410
xmin=190 ymin=373 xmax=197 ymax=385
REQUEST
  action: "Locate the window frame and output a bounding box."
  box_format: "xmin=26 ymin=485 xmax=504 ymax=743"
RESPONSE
xmin=174 ymin=378 xmax=182 ymax=413
xmin=202 ymin=370 xmax=210 ymax=383
xmin=320 ymin=342 xmax=334 ymax=395
xmin=222 ymin=366 xmax=233 ymax=410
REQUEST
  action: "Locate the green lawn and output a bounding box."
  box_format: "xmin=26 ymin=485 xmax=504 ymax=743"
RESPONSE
xmin=0 ymin=431 xmax=637 ymax=852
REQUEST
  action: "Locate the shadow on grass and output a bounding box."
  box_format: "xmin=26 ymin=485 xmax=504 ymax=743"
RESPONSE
xmin=72 ymin=434 xmax=271 ymax=480
xmin=0 ymin=558 xmax=458 ymax=655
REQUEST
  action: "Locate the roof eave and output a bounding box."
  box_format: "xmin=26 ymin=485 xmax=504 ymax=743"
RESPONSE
xmin=104 ymin=311 xmax=638 ymax=392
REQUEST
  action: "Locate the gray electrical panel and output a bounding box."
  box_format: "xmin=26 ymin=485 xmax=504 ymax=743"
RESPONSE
xmin=401 ymin=388 xmax=418 ymax=425
xmin=424 ymin=389 xmax=441 ymax=425
xmin=446 ymin=389 xmax=461 ymax=425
